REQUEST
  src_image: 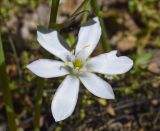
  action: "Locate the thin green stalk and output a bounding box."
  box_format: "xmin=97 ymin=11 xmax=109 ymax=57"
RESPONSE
xmin=49 ymin=0 xmax=60 ymax=28
xmin=0 ymin=34 xmax=17 ymax=130
xmin=34 ymin=0 xmax=60 ymax=131
xmin=91 ymin=0 xmax=111 ymax=51
xmin=33 ymin=78 xmax=44 ymax=131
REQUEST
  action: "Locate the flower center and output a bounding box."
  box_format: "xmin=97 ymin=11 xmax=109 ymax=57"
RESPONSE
xmin=72 ymin=59 xmax=84 ymax=71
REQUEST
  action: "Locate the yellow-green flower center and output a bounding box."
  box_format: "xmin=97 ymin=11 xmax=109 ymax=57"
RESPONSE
xmin=72 ymin=59 xmax=84 ymax=71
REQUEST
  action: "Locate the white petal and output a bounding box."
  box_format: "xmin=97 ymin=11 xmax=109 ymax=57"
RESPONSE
xmin=86 ymin=50 xmax=133 ymax=75
xmin=37 ymin=29 xmax=71 ymax=61
xmin=51 ymin=75 xmax=79 ymax=121
xmin=79 ymin=72 xmax=115 ymax=99
xmin=75 ymin=17 xmax=101 ymax=59
xmin=27 ymin=59 xmax=68 ymax=78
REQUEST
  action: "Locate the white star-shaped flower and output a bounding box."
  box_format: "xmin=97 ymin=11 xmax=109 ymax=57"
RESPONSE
xmin=27 ymin=17 xmax=133 ymax=121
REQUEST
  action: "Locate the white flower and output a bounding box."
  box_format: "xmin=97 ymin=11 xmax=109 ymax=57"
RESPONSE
xmin=27 ymin=17 xmax=133 ymax=121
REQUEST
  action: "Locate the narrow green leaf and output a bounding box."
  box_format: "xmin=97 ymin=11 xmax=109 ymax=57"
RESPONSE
xmin=0 ymin=34 xmax=17 ymax=131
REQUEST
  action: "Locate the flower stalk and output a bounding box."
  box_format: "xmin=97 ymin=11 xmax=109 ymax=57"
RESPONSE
xmin=34 ymin=0 xmax=60 ymax=130
xmin=90 ymin=0 xmax=111 ymax=51
xmin=49 ymin=0 xmax=60 ymax=28
xmin=34 ymin=78 xmax=44 ymax=131
xmin=0 ymin=34 xmax=17 ymax=130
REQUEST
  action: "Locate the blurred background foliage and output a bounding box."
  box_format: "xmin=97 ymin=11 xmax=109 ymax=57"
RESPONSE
xmin=0 ymin=0 xmax=160 ymax=130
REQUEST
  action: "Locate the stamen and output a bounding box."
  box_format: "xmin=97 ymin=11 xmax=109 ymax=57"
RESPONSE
xmin=64 ymin=61 xmax=68 ymax=66
xmin=82 ymin=44 xmax=90 ymax=50
xmin=75 ymin=44 xmax=90 ymax=58
xmin=79 ymin=71 xmax=84 ymax=75
xmin=86 ymin=69 xmax=93 ymax=73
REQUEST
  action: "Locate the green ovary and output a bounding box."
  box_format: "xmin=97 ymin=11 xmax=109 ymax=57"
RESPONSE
xmin=72 ymin=59 xmax=84 ymax=71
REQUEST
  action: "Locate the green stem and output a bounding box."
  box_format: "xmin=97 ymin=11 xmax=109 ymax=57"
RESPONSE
xmin=0 ymin=34 xmax=17 ymax=130
xmin=34 ymin=0 xmax=60 ymax=130
xmin=49 ymin=0 xmax=60 ymax=28
xmin=33 ymin=78 xmax=44 ymax=131
xmin=91 ymin=0 xmax=110 ymax=51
